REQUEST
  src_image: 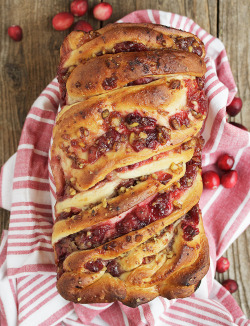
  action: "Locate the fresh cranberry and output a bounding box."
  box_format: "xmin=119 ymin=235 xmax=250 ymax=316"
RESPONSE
xmin=222 ymin=279 xmax=238 ymax=293
xmin=202 ymin=171 xmax=220 ymax=189
xmin=217 ymin=154 xmax=234 ymax=171
xmin=221 ymin=170 xmax=238 ymax=188
xmin=93 ymin=2 xmax=112 ymax=21
xmin=70 ymin=0 xmax=88 ymax=16
xmin=216 ymin=257 xmax=230 ymax=273
xmin=52 ymin=12 xmax=74 ymax=31
xmin=226 ymin=97 xmax=242 ymax=117
xmin=8 ymin=25 xmax=23 ymax=41
xmin=230 ymin=122 xmax=248 ymax=131
xmin=74 ymin=20 xmax=93 ymax=32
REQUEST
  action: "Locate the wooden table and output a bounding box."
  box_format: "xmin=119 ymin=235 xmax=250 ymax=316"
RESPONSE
xmin=0 ymin=0 xmax=249 ymax=318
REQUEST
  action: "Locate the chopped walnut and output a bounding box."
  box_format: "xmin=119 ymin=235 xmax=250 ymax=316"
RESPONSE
xmin=129 ymin=122 xmax=139 ymax=128
xmin=118 ymin=186 xmax=126 ymax=194
xmin=111 ymin=117 xmax=121 ymax=127
xmin=166 ymin=252 xmax=174 ymax=259
xmin=69 ymin=188 xmax=76 ymax=196
xmin=170 ymin=118 xmax=180 ymax=130
xmin=152 ymin=173 xmax=158 ymax=180
xmin=139 ymin=132 xmax=148 ymax=139
xmin=182 ymin=138 xmax=196 ymax=150
xmin=129 ymin=132 xmax=136 ymax=144
xmin=102 ymin=198 xmax=107 ymax=208
xmin=173 ymin=201 xmax=182 ymax=209
xmin=170 ymin=162 xmax=183 ymax=173
xmin=191 ymin=109 xmax=203 ymax=119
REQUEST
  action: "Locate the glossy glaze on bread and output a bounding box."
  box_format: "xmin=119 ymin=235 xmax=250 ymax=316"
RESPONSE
xmin=51 ymin=23 xmax=209 ymax=307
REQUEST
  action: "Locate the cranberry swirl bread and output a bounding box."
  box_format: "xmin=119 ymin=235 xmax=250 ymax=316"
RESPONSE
xmin=51 ymin=23 xmax=210 ymax=307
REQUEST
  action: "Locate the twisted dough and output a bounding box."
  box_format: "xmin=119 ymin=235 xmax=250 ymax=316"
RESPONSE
xmin=51 ymin=23 xmax=209 ymax=307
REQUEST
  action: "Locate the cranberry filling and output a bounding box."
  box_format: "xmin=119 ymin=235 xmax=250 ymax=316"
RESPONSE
xmin=55 ymin=159 xmax=199 ymax=265
xmin=88 ymin=128 xmax=121 ymax=163
xmin=157 ymin=172 xmax=173 ymax=185
xmin=169 ymin=111 xmax=190 ymax=130
xmin=185 ymin=79 xmax=208 ymax=115
xmin=175 ymin=37 xmax=203 ymax=57
xmin=125 ymin=112 xmax=156 ymax=128
xmin=102 ymin=75 xmax=118 ymax=90
xmin=181 ymin=205 xmax=200 ymax=241
xmin=85 ymin=259 xmax=104 ymax=272
xmin=114 ymin=41 xmax=148 ymax=53
xmin=127 ymin=77 xmax=155 ymax=86
xmin=84 ymin=111 xmax=170 ymax=164
xmin=57 ymin=207 xmax=82 ymax=221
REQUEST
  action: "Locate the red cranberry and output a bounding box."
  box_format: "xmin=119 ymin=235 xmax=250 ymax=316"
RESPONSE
xmin=114 ymin=41 xmax=147 ymax=53
xmin=222 ymin=279 xmax=238 ymax=293
xmin=221 ymin=170 xmax=238 ymax=188
xmin=8 ymin=25 xmax=23 ymax=41
xmin=216 ymin=257 xmax=230 ymax=273
xmin=70 ymin=0 xmax=88 ymax=17
xmin=230 ymin=122 xmax=248 ymax=131
xmin=85 ymin=259 xmax=104 ymax=272
xmin=74 ymin=20 xmax=93 ymax=32
xmin=226 ymin=97 xmax=242 ymax=117
xmin=217 ymin=154 xmax=234 ymax=171
xmin=93 ymin=2 xmax=113 ymax=21
xmin=182 ymin=224 xmax=199 ymax=241
xmin=52 ymin=12 xmax=74 ymax=31
xmin=202 ymin=171 xmax=220 ymax=189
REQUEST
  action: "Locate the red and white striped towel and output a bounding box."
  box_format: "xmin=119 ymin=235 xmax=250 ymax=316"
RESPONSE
xmin=0 ymin=10 xmax=249 ymax=326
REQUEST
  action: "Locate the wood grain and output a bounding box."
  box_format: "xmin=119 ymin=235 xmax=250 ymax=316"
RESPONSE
xmin=0 ymin=0 xmax=249 ymax=318
xmin=216 ymin=0 xmax=250 ymax=318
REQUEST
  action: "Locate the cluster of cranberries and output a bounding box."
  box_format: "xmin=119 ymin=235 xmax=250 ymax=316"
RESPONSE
xmin=7 ymin=1 xmax=113 ymax=41
xmin=216 ymin=257 xmax=238 ymax=293
xmin=52 ymin=0 xmax=113 ymax=32
xmin=202 ymin=153 xmax=238 ymax=190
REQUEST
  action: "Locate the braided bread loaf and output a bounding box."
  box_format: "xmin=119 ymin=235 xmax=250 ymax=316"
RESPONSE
xmin=51 ymin=23 xmax=209 ymax=307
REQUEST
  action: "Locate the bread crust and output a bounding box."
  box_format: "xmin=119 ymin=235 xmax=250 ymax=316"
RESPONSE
xmin=52 ymin=23 xmax=209 ymax=307
xmin=66 ymin=49 xmax=206 ymax=103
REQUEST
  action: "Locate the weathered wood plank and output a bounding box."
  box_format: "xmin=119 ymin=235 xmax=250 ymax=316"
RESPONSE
xmin=0 ymin=0 xmax=101 ymax=234
xmin=217 ymin=0 xmax=250 ymax=318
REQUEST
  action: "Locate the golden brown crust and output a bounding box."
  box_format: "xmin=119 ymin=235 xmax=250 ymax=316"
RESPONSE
xmin=52 ymin=23 xmax=209 ymax=307
xmin=61 ymin=173 xmax=202 ymax=272
xmin=66 ymin=49 xmax=206 ymax=103
xmin=56 ymin=211 xmax=209 ymax=306
xmin=51 ymin=78 xmax=204 ymax=193
xmin=59 ymin=23 xmax=205 ymax=70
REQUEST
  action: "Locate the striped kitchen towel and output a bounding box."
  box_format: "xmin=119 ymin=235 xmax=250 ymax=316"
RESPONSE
xmin=0 ymin=10 xmax=249 ymax=326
